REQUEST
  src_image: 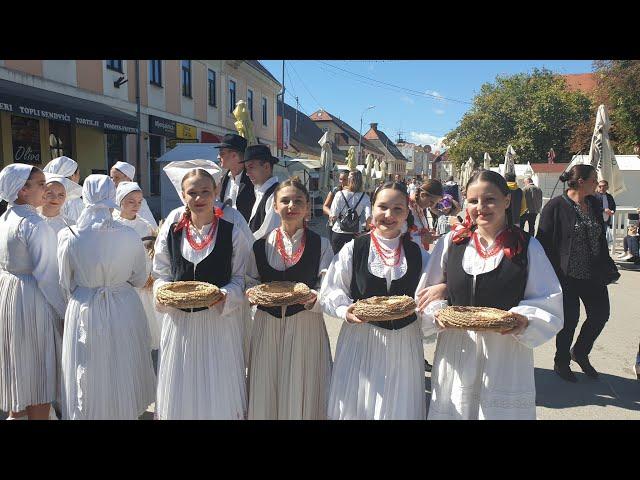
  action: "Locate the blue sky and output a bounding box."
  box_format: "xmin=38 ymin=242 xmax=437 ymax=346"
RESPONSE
xmin=260 ymin=60 xmax=594 ymax=150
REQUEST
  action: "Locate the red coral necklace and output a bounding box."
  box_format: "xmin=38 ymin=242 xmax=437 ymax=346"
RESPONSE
xmin=276 ymin=227 xmax=306 ymax=266
xmin=370 ymin=230 xmax=402 ymax=266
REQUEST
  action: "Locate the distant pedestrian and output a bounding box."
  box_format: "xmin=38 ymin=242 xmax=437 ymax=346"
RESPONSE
xmin=505 ymin=173 xmax=527 ymax=227
xmin=521 ymin=177 xmax=543 ymax=234
xmin=322 ymin=170 xmax=349 ymax=241
xmin=443 ymin=176 xmax=459 ymax=203
xmin=329 ymin=170 xmax=371 ymax=254
xmin=595 ymin=180 xmax=616 ymax=248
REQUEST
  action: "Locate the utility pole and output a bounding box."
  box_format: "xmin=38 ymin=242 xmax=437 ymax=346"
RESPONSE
xmin=280 ymin=60 xmax=285 ymax=160
xmin=135 ymin=60 xmax=141 ymax=184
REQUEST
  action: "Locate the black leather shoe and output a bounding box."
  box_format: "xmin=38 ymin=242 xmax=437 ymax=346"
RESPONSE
xmin=424 ymin=359 xmax=432 ymax=372
xmin=554 ymin=362 xmax=577 ymax=382
xmin=571 ymin=349 xmax=599 ymax=378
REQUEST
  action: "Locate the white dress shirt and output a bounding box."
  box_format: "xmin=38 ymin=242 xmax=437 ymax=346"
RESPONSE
xmin=250 ymin=176 xmax=281 ymax=241
xmin=222 ymin=170 xmax=245 ymax=208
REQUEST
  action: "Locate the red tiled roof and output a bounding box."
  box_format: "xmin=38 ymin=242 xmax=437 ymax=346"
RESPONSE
xmin=530 ymin=163 xmax=570 ymax=173
xmin=563 ymin=73 xmax=597 ymax=94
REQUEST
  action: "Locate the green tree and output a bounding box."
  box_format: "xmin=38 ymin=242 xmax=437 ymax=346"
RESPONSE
xmin=444 ymin=69 xmax=592 ymax=170
xmin=592 ymin=60 xmax=640 ymax=153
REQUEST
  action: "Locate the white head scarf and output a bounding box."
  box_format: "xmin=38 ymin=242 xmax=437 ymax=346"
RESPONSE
xmin=0 ymin=163 xmax=35 ymax=205
xmin=76 ymin=174 xmax=118 ymax=231
xmin=162 ymin=160 xmax=223 ymax=205
xmin=44 ymin=172 xmax=83 ymax=201
xmin=115 ymin=181 xmax=142 ymax=206
xmin=43 ymin=156 xmax=78 ymax=178
xmin=112 ymin=161 xmax=135 ymax=181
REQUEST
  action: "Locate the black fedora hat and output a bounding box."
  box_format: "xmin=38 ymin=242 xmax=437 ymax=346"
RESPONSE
xmin=241 ymin=144 xmax=279 ymax=165
xmin=217 ymin=133 xmax=247 ymax=153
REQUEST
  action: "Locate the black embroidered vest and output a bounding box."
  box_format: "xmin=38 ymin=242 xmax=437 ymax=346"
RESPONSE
xmin=446 ymin=232 xmax=530 ymax=310
xmin=350 ymin=234 xmax=422 ymax=330
xmin=249 ymin=180 xmax=279 ymax=234
xmin=253 ymin=229 xmax=321 ymax=318
xmin=166 ymin=218 xmax=234 ymax=312
xmin=219 ymin=169 xmax=256 ymax=223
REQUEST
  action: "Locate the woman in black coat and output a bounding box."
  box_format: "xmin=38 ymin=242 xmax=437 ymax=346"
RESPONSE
xmin=536 ymin=164 xmax=616 ymax=382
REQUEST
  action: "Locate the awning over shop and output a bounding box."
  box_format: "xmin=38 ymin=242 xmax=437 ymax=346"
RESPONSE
xmin=0 ymin=79 xmax=138 ymax=134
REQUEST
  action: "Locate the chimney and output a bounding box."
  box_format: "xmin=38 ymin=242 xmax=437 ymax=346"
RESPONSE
xmin=370 ymin=122 xmax=378 ymax=130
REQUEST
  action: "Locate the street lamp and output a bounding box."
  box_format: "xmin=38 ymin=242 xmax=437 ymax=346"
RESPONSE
xmin=358 ymin=105 xmax=375 ymax=164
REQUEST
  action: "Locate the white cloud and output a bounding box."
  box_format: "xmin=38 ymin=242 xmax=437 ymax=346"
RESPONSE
xmin=425 ymin=90 xmax=444 ymax=100
xmin=408 ymin=131 xmax=446 ymax=149
xmin=400 ymin=95 xmax=415 ymax=105
xmin=433 ymin=109 xmax=445 ymax=115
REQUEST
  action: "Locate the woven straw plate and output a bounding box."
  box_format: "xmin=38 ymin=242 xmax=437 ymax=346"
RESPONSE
xmin=156 ymin=281 xmax=223 ymax=309
xmin=246 ymin=281 xmax=311 ymax=307
xmin=437 ymin=306 xmax=518 ymax=331
xmin=352 ymin=295 xmax=417 ymax=322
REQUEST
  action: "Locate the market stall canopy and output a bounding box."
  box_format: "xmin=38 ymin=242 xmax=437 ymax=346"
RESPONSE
xmin=286 ymin=158 xmax=323 ymax=170
xmin=0 ymin=79 xmax=138 ymax=133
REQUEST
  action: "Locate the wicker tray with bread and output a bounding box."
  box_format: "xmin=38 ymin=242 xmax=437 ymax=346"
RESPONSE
xmin=156 ymin=281 xmax=223 ymax=309
xmin=246 ymin=281 xmax=313 ymax=307
xmin=437 ymin=306 xmax=518 ymax=331
xmin=352 ymin=295 xmax=417 ymax=322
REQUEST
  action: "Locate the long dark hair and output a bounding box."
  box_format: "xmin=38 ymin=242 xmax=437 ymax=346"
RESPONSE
xmin=465 ymin=169 xmax=511 ymax=226
xmin=371 ymin=181 xmax=412 ymax=242
xmin=559 ymin=164 xmax=595 ymax=189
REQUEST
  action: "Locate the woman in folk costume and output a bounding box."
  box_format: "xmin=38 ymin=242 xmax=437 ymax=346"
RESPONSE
xmin=416 ymin=170 xmax=563 ymax=420
xmin=154 ymin=164 xmax=250 ymax=420
xmin=113 ymin=181 xmax=162 ymax=353
xmin=39 ymin=173 xmax=82 ymax=235
xmin=110 ymin=161 xmax=158 ymax=229
xmin=0 ymin=164 xmax=66 ymax=420
xmin=407 ymin=180 xmax=443 ymax=252
xmin=246 ymin=177 xmax=333 ymax=420
xmin=320 ymin=182 xmax=430 ymax=420
xmin=43 ymin=156 xmax=85 ymax=223
xmin=162 ymin=160 xmax=254 ymax=371
xmin=58 ymin=175 xmax=155 ymax=419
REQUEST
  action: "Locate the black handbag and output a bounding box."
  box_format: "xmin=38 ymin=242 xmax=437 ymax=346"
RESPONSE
xmin=598 ymin=254 xmax=621 ymax=285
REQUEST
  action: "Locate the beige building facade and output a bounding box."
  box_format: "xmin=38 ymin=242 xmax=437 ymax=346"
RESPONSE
xmin=0 ymin=60 xmax=280 ymax=205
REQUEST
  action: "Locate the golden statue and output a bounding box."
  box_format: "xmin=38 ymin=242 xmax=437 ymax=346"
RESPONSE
xmin=346 ymin=146 xmax=357 ymax=172
xmin=232 ymin=100 xmax=257 ymax=145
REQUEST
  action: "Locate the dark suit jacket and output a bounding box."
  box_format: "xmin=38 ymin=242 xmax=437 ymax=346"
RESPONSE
xmin=595 ymin=192 xmax=616 ymax=227
xmin=536 ymin=193 xmax=609 ymax=283
xmin=219 ymin=169 xmax=256 ymax=223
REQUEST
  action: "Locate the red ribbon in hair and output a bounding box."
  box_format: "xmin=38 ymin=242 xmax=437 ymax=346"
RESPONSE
xmin=452 ymin=211 xmax=526 ymax=260
xmin=174 ymin=206 xmax=224 ymax=233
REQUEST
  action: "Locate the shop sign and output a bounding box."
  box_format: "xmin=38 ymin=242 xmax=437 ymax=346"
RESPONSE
xmin=149 ymin=115 xmax=176 ymax=137
xmin=176 ymin=122 xmax=197 ymax=140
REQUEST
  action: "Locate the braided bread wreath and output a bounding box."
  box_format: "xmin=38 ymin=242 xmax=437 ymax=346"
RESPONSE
xmin=352 ymin=295 xmax=417 ymax=322
xmin=156 ymin=281 xmax=224 ymax=309
xmin=437 ymin=306 xmax=519 ymax=331
xmin=246 ymin=281 xmax=314 ymax=307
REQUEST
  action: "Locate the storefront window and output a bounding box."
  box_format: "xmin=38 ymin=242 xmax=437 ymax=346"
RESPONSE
xmin=49 ymin=120 xmax=73 ymax=159
xmin=11 ymin=115 xmax=42 ymax=164
xmin=106 ymin=133 xmax=126 ymax=172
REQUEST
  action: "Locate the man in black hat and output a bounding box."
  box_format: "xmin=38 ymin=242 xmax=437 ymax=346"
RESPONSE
xmin=241 ymin=144 xmax=281 ymax=240
xmin=217 ymin=133 xmax=256 ymax=223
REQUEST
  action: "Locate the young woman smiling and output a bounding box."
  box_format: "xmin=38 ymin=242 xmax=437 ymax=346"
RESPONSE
xmin=320 ymin=182 xmax=430 ymax=420
xmin=416 ymin=170 xmax=563 ymax=420
xmin=153 ymin=166 xmax=249 ymax=419
xmin=246 ymin=177 xmax=333 ymax=420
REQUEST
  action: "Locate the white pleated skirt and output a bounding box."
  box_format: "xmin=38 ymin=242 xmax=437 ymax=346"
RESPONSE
xmin=328 ymin=320 xmax=426 ymax=420
xmin=428 ymin=329 xmax=536 ymax=420
xmin=240 ymin=301 xmax=253 ymax=370
xmin=61 ymin=284 xmax=156 ymax=420
xmin=247 ymin=308 xmax=332 ymax=420
xmin=0 ymin=272 xmax=59 ymax=413
xmin=156 ymin=305 xmax=247 ymax=420
xmin=137 ymin=286 xmax=162 ymax=351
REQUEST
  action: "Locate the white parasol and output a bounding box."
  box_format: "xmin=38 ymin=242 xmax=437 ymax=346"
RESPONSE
xmin=588 ymin=104 xmax=625 ymax=196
